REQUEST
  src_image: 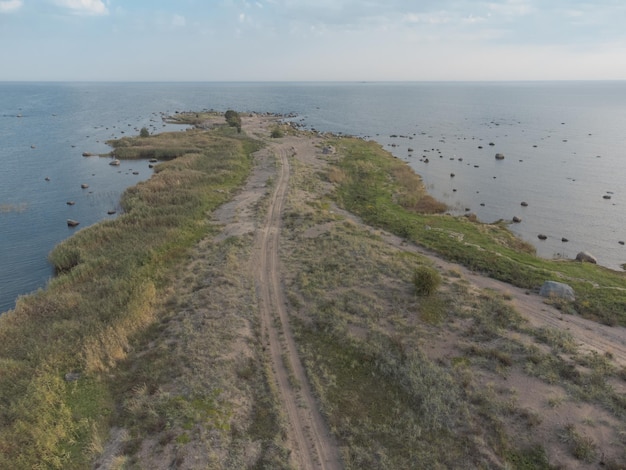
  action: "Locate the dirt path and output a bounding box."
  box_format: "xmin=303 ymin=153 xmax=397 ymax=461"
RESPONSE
xmin=241 ymin=113 xmax=626 ymax=467
xmin=388 ymin=233 xmax=626 ymax=366
xmin=248 ymin=122 xmax=343 ymax=469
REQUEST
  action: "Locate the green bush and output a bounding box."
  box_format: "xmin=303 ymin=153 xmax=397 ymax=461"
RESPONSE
xmin=412 ymin=265 xmax=441 ymax=296
xmin=270 ymin=127 xmax=284 ymax=138
xmin=140 ymin=127 xmax=150 ymax=138
xmin=225 ymin=110 xmax=242 ymax=133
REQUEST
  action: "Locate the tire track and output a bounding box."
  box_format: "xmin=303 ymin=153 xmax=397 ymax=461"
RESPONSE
xmin=254 ymin=144 xmax=342 ymax=470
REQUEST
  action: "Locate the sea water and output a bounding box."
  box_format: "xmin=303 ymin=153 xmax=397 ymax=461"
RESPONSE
xmin=1 ymin=81 xmax=625 ymax=313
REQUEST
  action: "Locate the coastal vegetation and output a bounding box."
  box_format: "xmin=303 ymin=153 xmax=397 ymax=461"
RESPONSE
xmin=0 ymin=120 xmax=260 ymax=468
xmin=328 ymin=137 xmax=626 ymax=327
xmin=283 ymin=132 xmax=626 ymax=468
xmin=225 ymin=109 xmax=242 ymax=133
xmin=0 ymin=111 xmax=624 ymax=468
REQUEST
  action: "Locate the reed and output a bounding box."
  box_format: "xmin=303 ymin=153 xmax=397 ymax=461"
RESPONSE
xmin=0 ymin=125 xmax=260 ymax=468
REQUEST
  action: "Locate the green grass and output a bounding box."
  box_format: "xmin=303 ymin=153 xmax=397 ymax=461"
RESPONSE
xmin=0 ymin=125 xmax=260 ymax=468
xmin=280 ymin=178 xmax=554 ymax=468
xmin=329 ymin=137 xmax=626 ymax=326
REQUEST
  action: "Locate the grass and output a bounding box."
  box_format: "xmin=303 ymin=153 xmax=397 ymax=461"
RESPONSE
xmin=280 ymin=153 xmax=563 ymax=468
xmin=0 ymin=123 xmax=260 ymax=469
xmin=2 ymin=114 xmax=625 ymax=468
xmin=559 ymin=423 xmax=598 ymax=462
xmin=281 ymin=136 xmax=626 ymax=467
xmin=328 ymin=137 xmax=626 ymax=326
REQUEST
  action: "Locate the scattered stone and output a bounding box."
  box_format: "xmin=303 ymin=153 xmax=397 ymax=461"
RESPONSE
xmin=576 ymin=251 xmax=597 ymax=264
xmin=538 ymin=234 xmax=547 ymax=240
xmin=561 ymin=237 xmax=569 ymax=242
xmin=603 ymin=194 xmax=611 ymax=200
xmin=489 ymin=142 xmax=495 ymax=146
xmin=540 ymin=281 xmax=575 ymax=301
xmin=495 ymin=153 xmax=505 ymax=160
xmin=82 ymin=152 xmax=95 ymax=157
xmin=81 ymin=184 xmax=89 ymax=189
xmin=44 ymin=177 xmax=50 ymax=181
xmin=64 ymin=372 xmax=81 ymax=382
xmin=67 ymin=219 xmax=80 ymax=227
xmin=109 ymin=159 xmax=121 ymax=166
xmin=450 ymin=173 xmax=455 ymax=178
xmin=619 ymin=241 xmax=625 ymax=246
xmin=521 ymin=201 xmax=528 ymax=207
xmin=66 ymin=201 xmax=75 ymax=206
xmin=512 ymin=216 xmax=522 ymax=223
xmin=107 ymin=210 xmax=117 ymax=215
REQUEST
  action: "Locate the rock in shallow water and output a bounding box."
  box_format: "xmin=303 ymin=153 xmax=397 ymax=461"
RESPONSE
xmin=576 ymin=251 xmax=597 ymax=264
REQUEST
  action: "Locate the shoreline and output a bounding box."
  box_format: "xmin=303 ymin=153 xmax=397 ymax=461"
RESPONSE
xmin=1 ymin=111 xmax=625 ymax=469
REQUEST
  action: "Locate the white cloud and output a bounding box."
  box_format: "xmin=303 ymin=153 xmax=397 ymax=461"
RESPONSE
xmin=53 ymin=0 xmax=108 ymax=16
xmin=172 ymin=14 xmax=186 ymax=27
xmin=487 ymin=0 xmax=535 ymax=18
xmin=0 ymin=0 xmax=23 ymax=13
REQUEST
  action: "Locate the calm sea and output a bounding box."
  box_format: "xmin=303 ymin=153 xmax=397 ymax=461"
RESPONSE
xmin=1 ymin=81 xmax=625 ymax=313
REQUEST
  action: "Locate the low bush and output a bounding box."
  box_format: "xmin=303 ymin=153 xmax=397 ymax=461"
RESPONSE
xmin=412 ymin=265 xmax=442 ymax=296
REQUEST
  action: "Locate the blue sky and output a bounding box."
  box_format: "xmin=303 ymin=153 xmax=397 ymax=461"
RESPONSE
xmin=1 ymin=0 xmax=625 ymax=81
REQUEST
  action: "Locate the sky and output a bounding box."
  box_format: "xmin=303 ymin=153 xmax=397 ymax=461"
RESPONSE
xmin=1 ymin=0 xmax=625 ymax=81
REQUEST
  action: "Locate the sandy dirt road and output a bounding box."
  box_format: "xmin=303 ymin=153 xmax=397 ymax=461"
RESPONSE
xmin=252 ymin=135 xmax=342 ymax=469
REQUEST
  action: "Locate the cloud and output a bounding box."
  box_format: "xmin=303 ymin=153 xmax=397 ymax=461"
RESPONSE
xmin=172 ymin=14 xmax=186 ymax=27
xmin=0 ymin=0 xmax=23 ymax=13
xmin=53 ymin=0 xmax=108 ymax=16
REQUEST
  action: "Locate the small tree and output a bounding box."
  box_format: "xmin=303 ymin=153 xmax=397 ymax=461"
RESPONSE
xmin=139 ymin=127 xmax=150 ymax=138
xmin=224 ymin=110 xmax=242 ymax=133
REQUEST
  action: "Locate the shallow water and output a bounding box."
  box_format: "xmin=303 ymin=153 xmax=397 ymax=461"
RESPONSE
xmin=1 ymin=81 xmax=625 ymax=313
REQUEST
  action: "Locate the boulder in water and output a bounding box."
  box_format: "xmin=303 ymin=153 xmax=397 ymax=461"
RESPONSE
xmin=576 ymin=251 xmax=597 ymax=264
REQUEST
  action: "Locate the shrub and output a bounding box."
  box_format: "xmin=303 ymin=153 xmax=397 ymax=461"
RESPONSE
xmin=412 ymin=265 xmax=441 ymax=296
xmin=225 ymin=110 xmax=242 ymax=133
xmin=270 ymin=127 xmax=284 ymax=138
xmin=140 ymin=127 xmax=150 ymax=138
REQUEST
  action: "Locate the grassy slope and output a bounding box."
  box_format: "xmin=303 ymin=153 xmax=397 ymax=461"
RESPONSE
xmin=329 ymin=137 xmax=626 ymax=327
xmin=0 ymin=123 xmax=260 ymax=469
